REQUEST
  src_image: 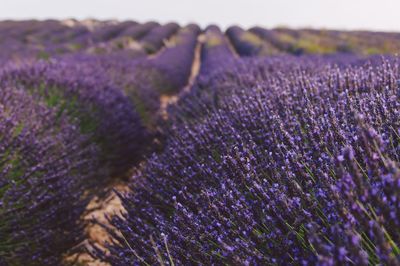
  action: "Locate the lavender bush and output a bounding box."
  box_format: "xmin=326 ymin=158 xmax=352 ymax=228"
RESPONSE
xmin=0 ymin=20 xmax=94 ymax=61
xmin=89 ymin=21 xmax=137 ymax=43
xmin=167 ymin=25 xmax=237 ymax=123
xmin=249 ymin=26 xmax=400 ymax=56
xmin=250 ymin=26 xmax=305 ymax=55
xmin=93 ymin=56 xmax=400 ymax=265
xmin=123 ymin=24 xmax=200 ymax=110
xmin=118 ymin=21 xmax=160 ymax=40
xmin=198 ymin=25 xmax=235 ymax=75
xmin=226 ymin=26 xmax=264 ymax=56
xmin=0 ymin=59 xmax=149 ymax=177
xmin=139 ymin=23 xmax=180 ymax=53
xmin=145 ymin=24 xmax=200 ymax=93
xmin=0 ymin=87 xmax=101 ymax=265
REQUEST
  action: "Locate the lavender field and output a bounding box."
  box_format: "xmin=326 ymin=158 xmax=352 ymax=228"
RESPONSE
xmin=0 ymin=20 xmax=399 ymax=265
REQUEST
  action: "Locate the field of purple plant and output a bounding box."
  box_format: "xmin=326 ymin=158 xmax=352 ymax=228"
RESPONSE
xmin=0 ymin=20 xmax=399 ymax=265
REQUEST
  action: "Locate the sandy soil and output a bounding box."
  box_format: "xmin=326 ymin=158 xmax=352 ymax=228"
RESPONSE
xmin=66 ymin=184 xmax=128 ymax=266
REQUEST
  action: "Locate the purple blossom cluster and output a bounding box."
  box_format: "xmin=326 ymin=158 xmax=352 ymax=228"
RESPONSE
xmin=0 ymin=87 xmax=101 ymax=264
xmin=94 ymin=55 xmax=400 ymax=265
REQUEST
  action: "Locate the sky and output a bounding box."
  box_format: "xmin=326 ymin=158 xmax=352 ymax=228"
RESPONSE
xmin=1 ymin=0 xmax=400 ymax=32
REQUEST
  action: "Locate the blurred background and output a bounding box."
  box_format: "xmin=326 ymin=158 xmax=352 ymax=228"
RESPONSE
xmin=1 ymin=0 xmax=400 ymax=31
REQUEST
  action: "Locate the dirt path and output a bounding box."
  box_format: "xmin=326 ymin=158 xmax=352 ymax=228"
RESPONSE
xmin=66 ymin=184 xmax=128 ymax=266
